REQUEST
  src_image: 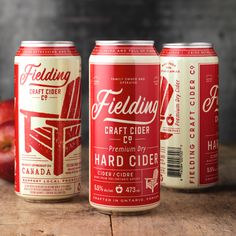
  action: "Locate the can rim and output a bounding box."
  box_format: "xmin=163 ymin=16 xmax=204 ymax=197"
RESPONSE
xmin=21 ymin=41 xmax=75 ymax=47
xmin=95 ymin=40 xmax=154 ymax=45
xmin=163 ymin=42 xmax=213 ymax=48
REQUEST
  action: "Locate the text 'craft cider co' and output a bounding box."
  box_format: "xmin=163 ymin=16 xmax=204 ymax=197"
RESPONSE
xmin=15 ymin=41 xmax=82 ymax=202
xmin=89 ymin=40 xmax=160 ymax=214
xmin=160 ymin=43 xmax=219 ymax=190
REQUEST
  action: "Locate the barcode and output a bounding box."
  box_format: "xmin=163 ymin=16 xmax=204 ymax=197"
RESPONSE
xmin=167 ymin=146 xmax=183 ymax=178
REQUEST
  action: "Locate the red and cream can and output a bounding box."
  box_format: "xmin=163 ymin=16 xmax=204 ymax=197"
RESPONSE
xmin=14 ymin=41 xmax=82 ymax=201
xmin=89 ymin=40 xmax=160 ymax=213
xmin=160 ymin=43 xmax=219 ymax=190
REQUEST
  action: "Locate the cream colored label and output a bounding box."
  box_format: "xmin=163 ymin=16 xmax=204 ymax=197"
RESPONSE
xmin=160 ymin=56 xmax=218 ymax=189
xmin=15 ymin=56 xmax=82 ymax=198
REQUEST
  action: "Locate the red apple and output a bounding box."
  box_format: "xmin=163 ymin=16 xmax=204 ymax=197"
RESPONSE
xmin=0 ymin=99 xmax=14 ymax=125
xmin=166 ymin=114 xmax=174 ymax=126
xmin=115 ymin=185 xmax=123 ymax=194
xmin=0 ymin=120 xmax=15 ymax=182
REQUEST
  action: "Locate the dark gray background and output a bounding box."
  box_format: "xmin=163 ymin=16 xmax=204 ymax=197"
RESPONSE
xmin=0 ymin=0 xmax=235 ymax=144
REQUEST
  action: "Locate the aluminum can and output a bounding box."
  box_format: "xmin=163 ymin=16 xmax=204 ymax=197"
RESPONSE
xmin=89 ymin=40 xmax=160 ymax=213
xmin=160 ymin=43 xmax=218 ymax=190
xmin=14 ymin=41 xmax=82 ymax=201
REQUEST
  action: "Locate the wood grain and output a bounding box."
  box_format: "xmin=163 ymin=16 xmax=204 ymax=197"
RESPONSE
xmin=0 ymin=145 xmax=235 ymax=236
xmin=0 ymin=149 xmax=111 ymax=236
xmin=0 ymin=182 xmax=111 ymax=236
xmin=111 ymin=145 xmax=236 ymax=236
xmin=111 ymin=187 xmax=236 ymax=236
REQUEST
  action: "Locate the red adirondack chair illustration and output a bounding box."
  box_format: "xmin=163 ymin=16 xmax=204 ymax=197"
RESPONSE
xmin=20 ymin=78 xmax=81 ymax=176
xmin=160 ymin=76 xmax=174 ymax=140
xmin=145 ymin=168 xmax=159 ymax=193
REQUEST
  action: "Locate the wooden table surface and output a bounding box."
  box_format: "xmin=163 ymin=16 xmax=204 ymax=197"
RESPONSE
xmin=0 ymin=145 xmax=236 ymax=236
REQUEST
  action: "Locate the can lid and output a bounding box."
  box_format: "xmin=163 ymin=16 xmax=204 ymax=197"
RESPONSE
xmin=21 ymin=41 xmax=75 ymax=47
xmin=96 ymin=40 xmax=154 ymax=45
xmin=163 ymin=42 xmax=213 ymax=48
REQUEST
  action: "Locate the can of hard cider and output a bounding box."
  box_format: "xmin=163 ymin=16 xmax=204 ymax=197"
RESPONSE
xmin=89 ymin=40 xmax=160 ymax=214
xmin=14 ymin=41 xmax=82 ymax=202
xmin=160 ymin=42 xmax=219 ymax=190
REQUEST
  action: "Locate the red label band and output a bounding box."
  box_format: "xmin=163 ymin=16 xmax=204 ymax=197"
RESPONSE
xmin=90 ymin=64 xmax=160 ymax=207
xmin=92 ymin=45 xmax=158 ymax=56
xmin=14 ymin=64 xmax=20 ymax=193
xmin=160 ymin=48 xmax=217 ymax=57
xmin=200 ymin=64 xmax=218 ymax=184
xmin=16 ymin=47 xmax=80 ymax=56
